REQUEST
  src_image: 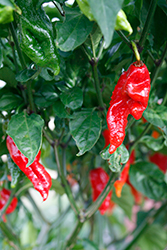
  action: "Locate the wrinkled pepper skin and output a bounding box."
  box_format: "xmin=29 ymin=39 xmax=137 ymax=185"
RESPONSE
xmin=89 ymin=167 xmax=114 ymax=215
xmin=107 ymin=61 xmax=150 ymax=154
xmin=16 ymin=0 xmax=60 ymax=75
xmin=6 ymin=136 xmax=52 ymax=201
xmin=0 ymin=188 xmax=18 ymax=222
xmin=149 ymin=152 xmax=167 ymax=174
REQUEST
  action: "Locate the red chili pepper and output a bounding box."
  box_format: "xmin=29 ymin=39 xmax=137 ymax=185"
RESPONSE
xmin=89 ymin=167 xmax=114 ymax=215
xmin=6 ymin=136 xmax=52 ymax=201
xmin=102 ymin=129 xmax=110 ymax=149
xmin=149 ymin=152 xmax=167 ymax=174
xmin=114 ymin=149 xmax=135 ymax=197
xmin=107 ymin=61 xmax=150 ymax=154
xmin=0 ymin=188 xmax=18 ymax=222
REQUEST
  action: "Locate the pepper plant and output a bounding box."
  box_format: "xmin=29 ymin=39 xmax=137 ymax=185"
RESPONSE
xmin=0 ymin=0 xmax=167 ymax=249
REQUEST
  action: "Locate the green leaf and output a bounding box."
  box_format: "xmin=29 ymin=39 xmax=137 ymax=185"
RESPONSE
xmin=0 ymin=0 xmax=15 ymax=8
xmin=0 ymin=6 xmax=13 ymax=24
xmin=84 ymin=23 xmax=103 ymax=51
xmin=76 ymin=0 xmax=94 ymax=21
xmin=0 ymin=140 xmax=8 ymax=156
xmin=60 ymin=87 xmax=83 ymax=110
xmin=0 ymin=93 xmax=23 ymax=111
xmin=34 ymin=84 xmax=59 ymax=108
xmin=140 ymin=135 xmax=164 ymax=151
xmin=56 ymin=7 xmax=93 ymax=51
xmin=136 ymin=224 xmax=167 ymax=250
xmin=158 ymin=0 xmax=167 ymax=15
xmin=69 ymin=110 xmax=102 ymax=156
xmin=89 ymin=0 xmax=124 ymax=48
xmin=115 ymin=10 xmax=133 ymax=34
xmin=0 ymin=66 xmax=17 ymax=87
xmin=101 ymin=144 xmax=129 ymax=172
xmin=112 ymin=184 xmax=134 ymax=219
xmin=7 ymin=156 xmax=20 ymax=188
xmin=53 ymin=100 xmax=71 ymax=118
xmin=7 ymin=112 xmax=44 ymax=167
xmin=17 ymin=0 xmax=60 ymax=75
xmin=51 ymin=179 xmax=65 ymax=195
xmin=0 ymin=43 xmax=3 ymax=68
xmin=15 ymin=68 xmax=38 ymax=82
xmin=129 ymin=161 xmax=167 ymax=200
xmin=143 ymin=106 xmax=167 ymax=135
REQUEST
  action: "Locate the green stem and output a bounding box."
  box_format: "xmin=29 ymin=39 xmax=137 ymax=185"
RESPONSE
xmin=15 ymin=182 xmax=33 ymax=196
xmin=9 ymin=22 xmax=26 ymax=69
xmin=85 ymin=172 xmax=118 ymax=219
xmin=139 ymin=0 xmax=158 ymax=47
xmin=0 ymin=221 xmax=21 ymax=250
xmin=130 ymin=123 xmax=151 ymax=154
xmin=91 ymin=62 xmax=106 ymax=114
xmin=116 ymin=30 xmax=132 ymax=49
xmin=151 ymin=42 xmax=167 ymax=89
xmin=121 ymin=200 xmax=167 ymax=250
xmin=97 ymin=39 xmax=105 ymax=60
xmin=26 ymin=192 xmax=51 ymax=225
xmin=90 ymin=34 xmax=96 ymax=59
xmin=27 ymin=80 xmax=36 ymax=112
xmin=131 ymin=41 xmax=140 ymax=61
xmin=82 ymin=44 xmax=91 ymax=61
xmin=54 ymin=144 xmax=80 ymax=216
xmin=65 ymin=220 xmax=83 ymax=250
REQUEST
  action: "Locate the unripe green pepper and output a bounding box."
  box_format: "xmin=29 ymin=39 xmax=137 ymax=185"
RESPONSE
xmin=16 ymin=0 xmax=60 ymax=75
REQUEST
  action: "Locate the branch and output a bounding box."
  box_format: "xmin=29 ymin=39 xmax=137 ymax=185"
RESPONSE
xmin=54 ymin=144 xmax=80 ymax=216
xmin=121 ymin=200 xmax=167 ymax=250
xmin=139 ymin=0 xmax=158 ymax=47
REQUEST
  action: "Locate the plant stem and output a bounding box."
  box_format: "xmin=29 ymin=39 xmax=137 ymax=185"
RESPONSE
xmin=26 ymin=192 xmax=51 ymax=225
xmin=54 ymin=144 xmax=80 ymax=216
xmin=9 ymin=23 xmax=26 ymax=69
xmin=130 ymin=123 xmax=151 ymax=154
xmin=0 ymin=221 xmax=21 ymax=249
xmin=65 ymin=220 xmax=83 ymax=249
xmin=151 ymin=42 xmax=167 ymax=89
xmin=27 ymin=80 xmax=36 ymax=112
xmin=116 ymin=30 xmax=132 ymax=49
xmin=97 ymin=39 xmax=105 ymax=60
xmin=139 ymin=0 xmax=158 ymax=47
xmin=85 ymin=172 xmax=118 ymax=219
xmin=121 ymin=200 xmax=167 ymax=250
xmin=91 ymin=62 xmax=106 ymax=114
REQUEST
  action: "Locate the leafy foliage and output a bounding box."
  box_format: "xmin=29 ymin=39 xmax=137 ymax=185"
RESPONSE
xmin=0 ymin=0 xmax=167 ymax=249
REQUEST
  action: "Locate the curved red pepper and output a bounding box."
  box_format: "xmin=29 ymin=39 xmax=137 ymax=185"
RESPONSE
xmin=0 ymin=188 xmax=18 ymax=222
xmin=6 ymin=136 xmax=52 ymax=201
xmin=89 ymin=167 xmax=114 ymax=215
xmin=107 ymin=61 xmax=150 ymax=154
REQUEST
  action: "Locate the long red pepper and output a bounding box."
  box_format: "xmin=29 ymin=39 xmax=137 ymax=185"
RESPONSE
xmin=0 ymin=188 xmax=18 ymax=222
xmin=107 ymin=61 xmax=150 ymax=154
xmin=6 ymin=136 xmax=52 ymax=201
xmin=89 ymin=167 xmax=115 ymax=215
